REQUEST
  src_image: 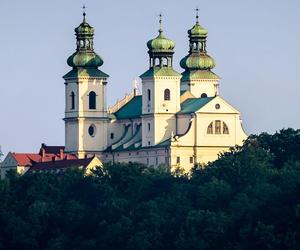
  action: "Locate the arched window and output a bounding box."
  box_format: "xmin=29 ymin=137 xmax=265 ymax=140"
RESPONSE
xmin=164 ymin=89 xmax=170 ymax=101
xmin=89 ymin=91 xmax=96 ymax=109
xmin=147 ymin=89 xmax=151 ymax=102
xmin=207 ymin=122 xmax=213 ymax=134
xmin=215 ymin=120 xmax=221 ymax=134
xmin=155 ymin=58 xmax=160 ymax=66
xmin=201 ymin=93 xmax=208 ymax=98
xmin=206 ymin=120 xmax=229 ymax=135
xmin=223 ymin=122 xmax=229 ymax=134
xmin=163 ymin=57 xmax=168 ymax=66
xmin=70 ymin=92 xmax=75 ymax=110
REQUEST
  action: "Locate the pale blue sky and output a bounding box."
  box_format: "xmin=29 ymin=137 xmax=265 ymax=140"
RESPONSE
xmin=0 ymin=0 xmax=299 ymax=155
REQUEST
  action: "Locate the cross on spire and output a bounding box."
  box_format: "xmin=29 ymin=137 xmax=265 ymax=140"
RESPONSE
xmin=82 ymin=4 xmax=87 ymax=21
xmin=158 ymin=13 xmax=163 ymax=33
xmin=195 ymin=7 xmax=199 ymax=24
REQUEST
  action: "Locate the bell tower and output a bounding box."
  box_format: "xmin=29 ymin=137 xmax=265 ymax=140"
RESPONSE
xmin=180 ymin=9 xmax=220 ymax=98
xmin=140 ymin=15 xmax=181 ymax=147
xmin=63 ymin=9 xmax=109 ymax=158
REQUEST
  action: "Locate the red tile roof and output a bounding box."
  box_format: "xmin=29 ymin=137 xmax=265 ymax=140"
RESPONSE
xmin=11 ymin=144 xmax=77 ymax=167
xmin=12 ymin=153 xmax=41 ymax=166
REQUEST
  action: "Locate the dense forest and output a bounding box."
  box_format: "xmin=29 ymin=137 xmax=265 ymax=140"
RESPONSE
xmin=0 ymin=129 xmax=299 ymax=250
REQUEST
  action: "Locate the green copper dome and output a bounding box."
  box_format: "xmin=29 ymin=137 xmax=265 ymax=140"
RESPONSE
xmin=188 ymin=23 xmax=208 ymax=37
xmin=147 ymin=30 xmax=175 ymax=52
xmin=180 ymin=53 xmax=215 ymax=70
xmin=75 ymin=20 xmax=94 ymax=35
xmin=67 ymin=51 xmax=103 ymax=68
xmin=64 ymin=12 xmax=109 ymax=79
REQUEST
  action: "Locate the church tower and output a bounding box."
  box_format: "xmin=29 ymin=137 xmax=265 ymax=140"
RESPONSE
xmin=140 ymin=16 xmax=181 ymax=147
xmin=63 ymin=11 xmax=109 ymax=158
xmin=180 ymin=10 xmax=219 ymax=98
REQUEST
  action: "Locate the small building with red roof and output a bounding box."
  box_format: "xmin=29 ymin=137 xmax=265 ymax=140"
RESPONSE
xmin=0 ymin=144 xmax=82 ymax=179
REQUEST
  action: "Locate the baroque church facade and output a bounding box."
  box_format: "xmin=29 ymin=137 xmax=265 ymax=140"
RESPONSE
xmin=63 ymin=12 xmax=247 ymax=171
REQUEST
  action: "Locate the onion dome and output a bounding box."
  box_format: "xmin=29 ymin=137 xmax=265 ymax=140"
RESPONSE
xmin=64 ymin=9 xmax=108 ymax=79
xmin=188 ymin=23 xmax=208 ymax=37
xmin=180 ymin=53 xmax=215 ymax=70
xmin=147 ymin=29 xmax=175 ymax=52
xmin=67 ymin=51 xmax=103 ymax=68
xmin=75 ymin=20 xmax=94 ymax=35
xmin=180 ymin=11 xmax=219 ymax=79
xmin=180 ymin=53 xmax=216 ymax=70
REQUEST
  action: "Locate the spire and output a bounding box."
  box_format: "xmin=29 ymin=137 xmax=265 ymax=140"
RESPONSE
xmin=82 ymin=4 xmax=87 ymax=22
xmin=195 ymin=7 xmax=199 ymax=24
xmin=158 ymin=13 xmax=163 ymax=34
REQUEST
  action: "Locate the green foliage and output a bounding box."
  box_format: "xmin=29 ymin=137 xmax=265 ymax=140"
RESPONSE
xmin=0 ymin=129 xmax=299 ymax=249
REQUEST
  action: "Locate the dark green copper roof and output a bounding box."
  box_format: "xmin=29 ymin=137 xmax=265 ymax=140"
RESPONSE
xmin=180 ymin=97 xmax=214 ymax=114
xmin=63 ymin=68 xmax=108 ymax=79
xmin=64 ymin=14 xmax=108 ymax=79
xmin=181 ymin=69 xmax=219 ymax=81
xmin=113 ymin=96 xmax=142 ymax=119
xmin=67 ymin=51 xmax=104 ymax=68
xmin=140 ymin=67 xmax=181 ymax=78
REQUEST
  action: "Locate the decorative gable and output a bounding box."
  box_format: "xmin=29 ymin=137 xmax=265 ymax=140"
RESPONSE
xmin=196 ymin=96 xmax=240 ymax=114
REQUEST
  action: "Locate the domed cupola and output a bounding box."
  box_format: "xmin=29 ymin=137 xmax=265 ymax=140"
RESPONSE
xmin=146 ymin=15 xmax=176 ymax=68
xmin=64 ymin=9 xmax=108 ymax=79
xmin=180 ymin=10 xmax=219 ymax=80
xmin=188 ymin=22 xmax=208 ymax=38
xmin=147 ymin=29 xmax=175 ymax=53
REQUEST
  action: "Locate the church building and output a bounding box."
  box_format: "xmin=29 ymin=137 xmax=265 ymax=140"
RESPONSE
xmin=63 ymin=11 xmax=247 ymax=172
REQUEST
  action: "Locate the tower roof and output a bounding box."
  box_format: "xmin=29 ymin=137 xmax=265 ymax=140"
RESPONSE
xmin=180 ymin=11 xmax=219 ymax=79
xmin=64 ymin=9 xmax=108 ymax=79
xmin=188 ymin=23 xmax=208 ymax=37
xmin=147 ymin=30 xmax=175 ymax=52
xmin=147 ymin=14 xmax=175 ymax=53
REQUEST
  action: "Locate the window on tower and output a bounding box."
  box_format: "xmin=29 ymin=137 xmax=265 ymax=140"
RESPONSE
xmin=164 ymin=89 xmax=170 ymax=101
xmin=89 ymin=91 xmax=96 ymax=109
xmin=147 ymin=89 xmax=151 ymax=102
xmin=70 ymin=92 xmax=75 ymax=110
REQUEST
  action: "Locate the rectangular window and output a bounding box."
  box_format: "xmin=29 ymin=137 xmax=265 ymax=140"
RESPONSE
xmin=176 ymin=156 xmax=180 ymax=164
xmin=190 ymin=157 xmax=194 ymax=164
xmin=148 ymin=141 xmax=151 ymax=146
xmin=156 ymin=157 xmax=158 ymax=165
xmin=215 ymin=120 xmax=221 ymax=134
xmin=165 ymin=157 xmax=169 ymax=164
xmin=148 ymin=123 xmax=151 ymax=131
xmin=110 ymin=133 xmax=114 ymax=139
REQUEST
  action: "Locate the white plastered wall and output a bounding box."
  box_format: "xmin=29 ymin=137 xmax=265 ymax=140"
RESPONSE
xmin=181 ymin=79 xmax=219 ymax=98
xmin=64 ymin=76 xmax=108 ymax=155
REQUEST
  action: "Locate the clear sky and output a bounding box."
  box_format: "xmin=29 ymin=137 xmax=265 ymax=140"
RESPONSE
xmin=0 ymin=0 xmax=299 ymax=155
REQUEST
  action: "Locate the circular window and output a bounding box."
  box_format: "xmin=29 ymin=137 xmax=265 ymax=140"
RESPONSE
xmin=215 ymin=104 xmax=220 ymax=109
xmin=88 ymin=125 xmax=96 ymax=137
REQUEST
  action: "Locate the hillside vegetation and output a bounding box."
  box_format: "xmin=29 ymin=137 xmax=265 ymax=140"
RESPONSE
xmin=0 ymin=129 xmax=299 ymax=250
